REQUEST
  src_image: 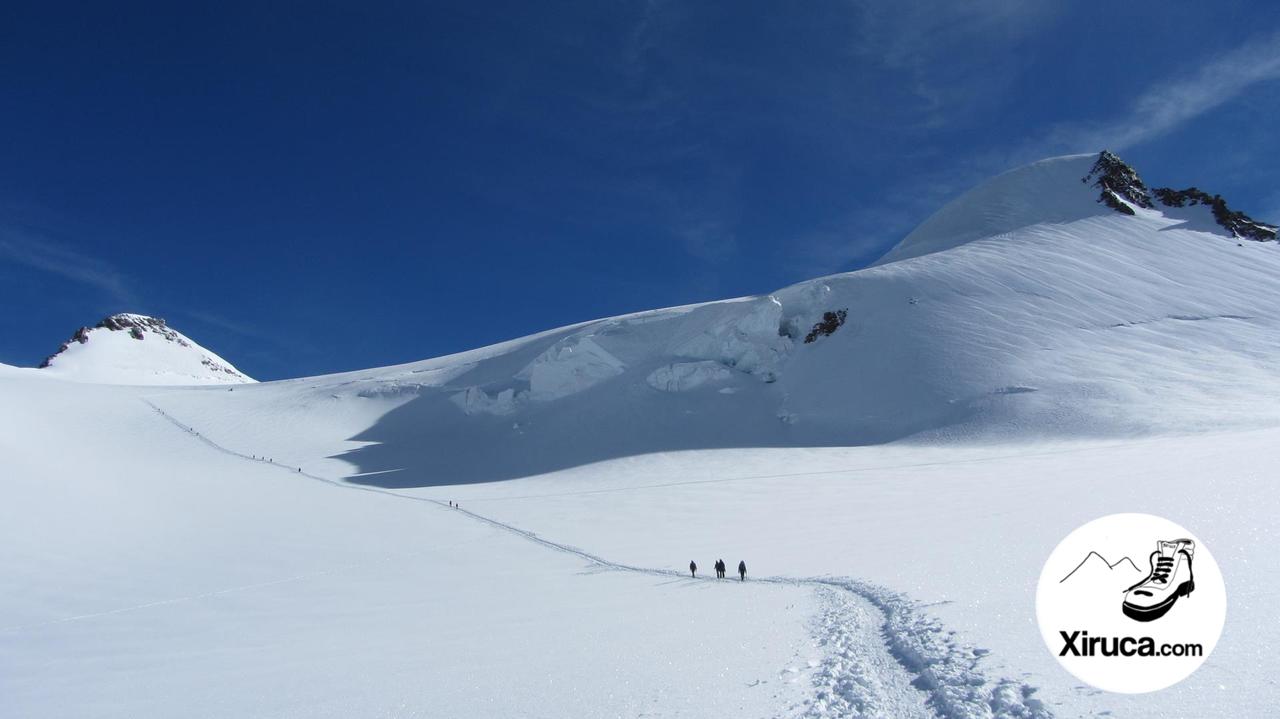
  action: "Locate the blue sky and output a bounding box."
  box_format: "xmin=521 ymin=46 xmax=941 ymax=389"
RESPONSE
xmin=3 ymin=1 xmax=1279 ymax=380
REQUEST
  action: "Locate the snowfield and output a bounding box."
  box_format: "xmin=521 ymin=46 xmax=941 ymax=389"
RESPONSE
xmin=1 ymin=377 xmax=820 ymax=718
xmin=3 ymin=153 xmax=1279 ymax=717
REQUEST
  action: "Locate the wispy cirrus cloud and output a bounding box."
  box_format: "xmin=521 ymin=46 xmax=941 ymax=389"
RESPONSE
xmin=848 ymin=0 xmax=1062 ymax=126
xmin=612 ymin=0 xmax=1066 ymax=273
xmin=800 ymin=29 xmax=1280 ymax=275
xmin=0 ymin=227 xmax=135 ymax=305
xmin=850 ymin=0 xmax=1057 ymax=71
xmin=918 ymin=29 xmax=1280 ymax=224
xmin=1035 ymin=29 xmax=1280 ymax=156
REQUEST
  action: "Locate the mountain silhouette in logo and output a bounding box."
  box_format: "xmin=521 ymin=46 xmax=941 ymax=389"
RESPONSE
xmin=1059 ymin=551 xmax=1143 ymax=584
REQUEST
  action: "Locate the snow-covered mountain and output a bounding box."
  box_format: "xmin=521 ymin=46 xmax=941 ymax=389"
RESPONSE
xmin=139 ymin=151 xmax=1280 ymax=485
xmin=36 ymin=313 xmax=254 ymax=386
xmin=6 ymin=151 xmax=1279 ymax=719
xmin=24 ymin=151 xmax=1280 ymax=478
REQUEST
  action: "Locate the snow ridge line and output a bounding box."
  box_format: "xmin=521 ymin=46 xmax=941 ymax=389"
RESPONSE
xmin=141 ymin=399 xmax=1053 ymax=719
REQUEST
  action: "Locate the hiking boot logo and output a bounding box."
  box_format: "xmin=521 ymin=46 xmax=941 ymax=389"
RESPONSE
xmin=1036 ymin=513 xmax=1226 ymax=694
xmin=1121 ymin=538 xmax=1195 ymax=623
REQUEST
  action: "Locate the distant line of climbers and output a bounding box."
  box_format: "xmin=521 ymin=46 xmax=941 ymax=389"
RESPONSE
xmin=154 ymin=405 xmax=308 ymax=474
xmin=690 ymin=558 xmax=746 ymax=581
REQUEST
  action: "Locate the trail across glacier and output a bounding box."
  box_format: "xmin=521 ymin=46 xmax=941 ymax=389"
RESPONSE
xmin=144 ymin=399 xmax=1051 ymax=719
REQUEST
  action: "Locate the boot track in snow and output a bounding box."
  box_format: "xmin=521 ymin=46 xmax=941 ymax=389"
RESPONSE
xmin=142 ymin=399 xmax=1053 ymax=719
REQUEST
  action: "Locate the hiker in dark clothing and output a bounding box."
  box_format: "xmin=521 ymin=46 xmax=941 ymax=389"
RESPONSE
xmin=738 ymin=560 xmax=747 ymax=581
xmin=715 ymin=559 xmax=725 ymax=579
xmin=689 ymin=560 xmax=697 ymax=578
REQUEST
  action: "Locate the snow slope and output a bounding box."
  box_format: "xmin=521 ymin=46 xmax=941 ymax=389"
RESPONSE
xmin=874 ymin=153 xmax=1109 ymax=264
xmin=5 ymin=152 xmax=1279 ymax=717
xmin=413 ymin=432 xmax=1280 ymax=718
xmin=37 ymin=313 xmax=253 ymax=385
xmin=147 ymin=153 xmax=1280 ymax=487
xmin=0 ymin=375 xmax=822 ymax=718
xmin=6 ymin=372 xmax=1276 ymax=717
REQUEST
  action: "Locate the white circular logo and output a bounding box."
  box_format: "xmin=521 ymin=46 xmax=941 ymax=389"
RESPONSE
xmin=1035 ymin=513 xmax=1226 ymax=693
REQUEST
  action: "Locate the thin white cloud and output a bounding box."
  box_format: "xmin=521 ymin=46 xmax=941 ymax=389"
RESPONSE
xmin=0 ymin=228 xmax=134 ymax=304
xmin=1042 ymin=30 xmax=1280 ymax=153
xmin=857 ymin=28 xmax=1280 ymax=266
xmin=851 ymin=0 xmax=1055 ymax=71
xmin=848 ymin=0 xmax=1062 ymax=125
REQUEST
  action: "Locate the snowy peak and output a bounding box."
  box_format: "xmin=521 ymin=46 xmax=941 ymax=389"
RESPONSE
xmin=1082 ymin=150 xmax=1154 ymax=214
xmin=39 ymin=313 xmax=254 ymax=386
xmin=1083 ymin=151 xmax=1276 ymax=240
xmin=877 ymin=151 xmax=1276 ymax=265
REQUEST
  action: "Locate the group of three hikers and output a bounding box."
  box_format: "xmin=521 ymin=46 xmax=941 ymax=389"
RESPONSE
xmin=690 ymin=558 xmax=746 ymax=581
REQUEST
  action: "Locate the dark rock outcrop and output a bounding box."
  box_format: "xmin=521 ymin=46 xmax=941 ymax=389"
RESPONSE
xmin=1152 ymin=187 xmax=1277 ymax=241
xmin=1082 ymin=150 xmax=1153 ymax=215
xmin=804 ymin=309 xmax=848 ymax=344
xmin=1083 ymin=151 xmax=1276 ymax=241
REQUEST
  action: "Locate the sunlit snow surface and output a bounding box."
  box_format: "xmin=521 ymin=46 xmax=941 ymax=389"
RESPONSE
xmin=34 ymin=313 xmax=254 ymax=386
xmin=4 ymin=154 xmax=1279 ymax=717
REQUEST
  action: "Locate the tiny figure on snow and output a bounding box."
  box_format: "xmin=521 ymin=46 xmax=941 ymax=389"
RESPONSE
xmin=738 ymin=560 xmax=747 ymax=581
xmin=689 ymin=560 xmax=697 ymax=578
xmin=715 ymin=559 xmax=725 ymax=579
